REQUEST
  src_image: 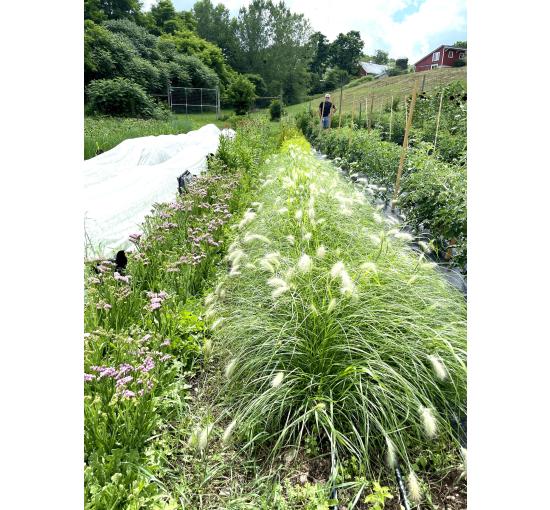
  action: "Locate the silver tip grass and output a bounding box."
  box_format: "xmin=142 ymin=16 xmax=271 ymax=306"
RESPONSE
xmin=295 ymin=209 xmax=303 ymax=221
xmin=407 ymin=470 xmax=422 ymax=503
xmin=202 ymin=339 xmax=213 ymax=359
xmin=213 ymin=140 xmax=466 ymax=476
xmin=238 ymin=209 xmax=256 ymax=229
xmin=267 ymin=277 xmax=290 ymax=299
xmin=225 ymin=358 xmax=237 ymax=379
xmin=271 ymin=372 xmax=284 ymax=388
xmin=428 ymin=354 xmax=448 ymax=381
xmin=368 ymin=234 xmax=381 ymax=245
xmin=385 ymin=436 xmax=398 ymax=468
xmin=243 ymin=233 xmax=271 ymax=245
xmin=198 ymin=424 xmax=213 ymax=453
xmin=330 ymin=261 xmax=345 ymax=278
xmin=420 ymin=406 xmax=438 ymax=439
xmin=222 ymin=420 xmax=237 ymax=444
xmin=211 ymin=317 xmax=225 ymax=330
xmin=393 ymin=231 xmax=414 ymax=242
xmin=303 ymin=231 xmax=312 ymax=242
xmin=297 ymin=254 xmax=313 ymax=273
xmin=360 ymin=261 xmax=377 ymax=273
xmin=418 ymin=240 xmax=432 ymax=253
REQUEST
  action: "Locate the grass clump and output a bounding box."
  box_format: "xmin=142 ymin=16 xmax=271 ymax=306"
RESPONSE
xmin=208 ymin=137 xmax=466 ymax=485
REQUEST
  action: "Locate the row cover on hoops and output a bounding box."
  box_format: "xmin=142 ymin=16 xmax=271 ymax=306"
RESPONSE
xmin=84 ymin=124 xmax=235 ymax=260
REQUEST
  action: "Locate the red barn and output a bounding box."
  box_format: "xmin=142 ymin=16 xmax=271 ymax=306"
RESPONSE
xmin=414 ymin=45 xmax=466 ymax=72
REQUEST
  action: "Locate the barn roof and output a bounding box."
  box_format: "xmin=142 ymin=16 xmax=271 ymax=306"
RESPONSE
xmin=359 ymin=62 xmax=388 ymax=75
xmin=414 ymin=45 xmax=467 ymax=65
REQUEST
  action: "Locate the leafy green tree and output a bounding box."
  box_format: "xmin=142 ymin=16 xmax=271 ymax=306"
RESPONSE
xmin=85 ymin=0 xmax=107 ymax=23
xmin=323 ymin=67 xmax=350 ymax=91
xmin=244 ymin=73 xmax=268 ymax=96
xmin=96 ymin=0 xmax=143 ymax=20
xmin=453 ymin=40 xmax=467 ymax=48
xmin=329 ymin=31 xmax=364 ymax=75
xmin=395 ymin=57 xmax=408 ymax=70
xmin=235 ymin=0 xmax=312 ymax=103
xmin=160 ymin=29 xmax=231 ymax=84
xmin=227 ymin=74 xmax=256 ymax=115
xmin=193 ymin=0 xmax=240 ymax=68
xmin=373 ymin=49 xmax=389 ymax=64
xmin=84 ymin=20 xmax=137 ymax=84
xmin=308 ymin=31 xmax=330 ymax=75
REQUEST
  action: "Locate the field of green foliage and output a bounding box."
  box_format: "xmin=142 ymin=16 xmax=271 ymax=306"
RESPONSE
xmin=84 ymin=114 xmax=466 ymax=509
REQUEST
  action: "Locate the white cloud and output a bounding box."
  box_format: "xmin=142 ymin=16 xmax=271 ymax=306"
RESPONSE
xmin=150 ymin=0 xmax=466 ymax=63
xmin=258 ymin=0 xmax=465 ymax=63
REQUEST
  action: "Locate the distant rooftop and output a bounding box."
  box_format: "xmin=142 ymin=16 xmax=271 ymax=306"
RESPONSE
xmin=359 ymin=62 xmax=389 ymax=75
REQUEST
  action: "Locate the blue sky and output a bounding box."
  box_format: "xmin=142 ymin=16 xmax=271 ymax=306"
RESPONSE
xmin=142 ymin=0 xmax=466 ymax=63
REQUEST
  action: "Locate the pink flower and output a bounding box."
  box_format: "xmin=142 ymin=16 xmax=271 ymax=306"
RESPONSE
xmin=84 ymin=373 xmax=95 ymax=382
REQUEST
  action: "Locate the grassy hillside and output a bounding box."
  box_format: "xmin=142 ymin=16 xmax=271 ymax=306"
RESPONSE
xmin=287 ymin=67 xmax=467 ymax=116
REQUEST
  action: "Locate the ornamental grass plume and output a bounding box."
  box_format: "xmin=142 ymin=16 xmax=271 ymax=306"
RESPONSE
xmin=418 ymin=240 xmax=432 ymax=253
xmin=385 ymin=436 xmax=397 ymax=468
xmin=198 ymin=424 xmax=213 ymax=453
xmin=428 ymin=354 xmax=448 ymax=381
xmin=394 ymin=231 xmax=414 ymax=242
xmin=407 ymin=470 xmax=422 ymax=503
xmin=330 ymin=261 xmax=345 ymax=278
xmin=243 ymin=233 xmax=271 ymax=245
xmin=222 ymin=420 xmax=237 ymax=444
xmin=271 ymin=372 xmax=284 ymax=388
xmin=360 ymin=262 xmax=377 ymax=273
xmin=297 ymin=254 xmax=313 ymax=273
xmin=316 ymin=245 xmax=327 ymax=258
xmin=225 ymin=358 xmax=237 ymax=379
xmin=420 ymin=406 xmax=438 ymax=439
xmin=267 ymin=277 xmax=290 ymax=298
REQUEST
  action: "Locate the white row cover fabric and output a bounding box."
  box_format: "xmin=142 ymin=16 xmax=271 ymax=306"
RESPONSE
xmin=84 ymin=124 xmax=235 ymax=260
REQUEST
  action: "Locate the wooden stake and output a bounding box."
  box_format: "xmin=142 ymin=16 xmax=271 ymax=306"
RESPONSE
xmin=392 ymin=80 xmax=419 ymax=206
xmin=365 ymin=97 xmax=368 ymax=130
xmin=338 ymin=84 xmax=344 ymax=128
xmin=433 ymin=90 xmax=444 ymax=149
xmin=389 ymin=95 xmax=394 ymax=141
xmin=348 ymin=99 xmax=356 ymax=149
xmin=369 ymin=94 xmax=374 ymax=129
xmin=358 ymin=101 xmax=362 ymax=126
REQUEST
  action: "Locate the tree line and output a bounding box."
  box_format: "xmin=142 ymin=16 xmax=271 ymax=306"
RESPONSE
xmin=86 ymin=0 xmax=457 ymax=116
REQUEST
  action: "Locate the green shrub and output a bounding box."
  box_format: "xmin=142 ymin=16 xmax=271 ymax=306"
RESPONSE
xmin=227 ymin=74 xmax=256 ymax=115
xmin=86 ymin=77 xmax=166 ymax=118
xmin=269 ymin=99 xmax=283 ymax=120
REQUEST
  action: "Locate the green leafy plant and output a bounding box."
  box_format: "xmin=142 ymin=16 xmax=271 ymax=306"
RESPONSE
xmin=364 ymin=482 xmax=393 ymax=509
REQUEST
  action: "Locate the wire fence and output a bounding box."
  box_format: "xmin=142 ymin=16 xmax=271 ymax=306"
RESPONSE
xmin=307 ymin=67 xmax=467 ymax=116
xmin=167 ymin=86 xmax=220 ymax=117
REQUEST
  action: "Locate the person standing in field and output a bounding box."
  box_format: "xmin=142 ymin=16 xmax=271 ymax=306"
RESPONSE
xmin=319 ymin=93 xmax=336 ymax=129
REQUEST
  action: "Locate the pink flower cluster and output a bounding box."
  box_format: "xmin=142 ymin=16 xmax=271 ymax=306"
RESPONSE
xmin=145 ymin=291 xmax=168 ymax=312
xmin=96 ymin=301 xmax=112 ymax=311
xmin=114 ymin=272 xmax=131 ymax=284
xmin=129 ymin=232 xmax=142 ymax=244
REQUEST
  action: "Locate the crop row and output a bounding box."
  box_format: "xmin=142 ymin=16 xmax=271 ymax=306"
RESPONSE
xmin=296 ymin=111 xmax=467 ymax=269
xmin=83 ymin=118 xmax=276 ymax=509
xmin=205 ymin=135 xmax=467 ymax=503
